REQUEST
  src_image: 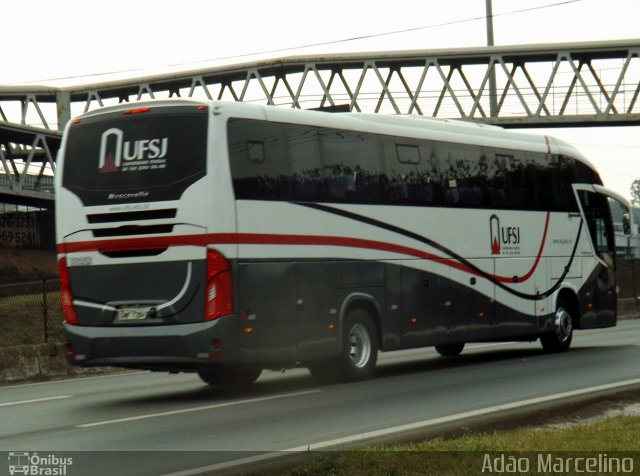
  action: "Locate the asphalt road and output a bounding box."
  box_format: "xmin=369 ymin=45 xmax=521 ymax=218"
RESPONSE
xmin=1 ymin=320 xmax=639 ymax=476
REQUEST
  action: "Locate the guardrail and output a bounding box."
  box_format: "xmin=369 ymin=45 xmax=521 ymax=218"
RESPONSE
xmin=0 ymin=174 xmax=54 ymax=193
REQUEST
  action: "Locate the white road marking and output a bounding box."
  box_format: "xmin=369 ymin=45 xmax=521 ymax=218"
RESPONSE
xmin=76 ymin=389 xmax=321 ymax=428
xmin=160 ymin=377 xmax=640 ymax=476
xmin=0 ymin=395 xmax=72 ymax=407
xmin=291 ymin=377 xmax=640 ymax=451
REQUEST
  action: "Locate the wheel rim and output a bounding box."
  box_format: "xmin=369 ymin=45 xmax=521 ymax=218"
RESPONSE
xmin=349 ymin=323 xmax=372 ymax=368
xmin=554 ymin=307 xmax=573 ymax=343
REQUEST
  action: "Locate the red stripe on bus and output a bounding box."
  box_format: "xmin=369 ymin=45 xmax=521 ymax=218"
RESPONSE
xmin=57 ymin=212 xmax=550 ymax=285
xmin=56 ymin=234 xmax=209 ymax=254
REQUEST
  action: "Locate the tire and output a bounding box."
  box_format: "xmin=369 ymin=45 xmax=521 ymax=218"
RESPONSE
xmin=198 ymin=365 xmax=262 ymax=386
xmin=540 ymin=300 xmax=573 ymax=353
xmin=435 ymin=342 xmax=465 ymax=357
xmin=308 ymin=307 xmax=379 ymax=383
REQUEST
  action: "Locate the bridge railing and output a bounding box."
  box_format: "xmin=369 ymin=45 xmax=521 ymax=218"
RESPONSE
xmin=1 ymin=39 xmax=639 ymax=131
xmin=0 ymin=174 xmax=54 ymax=193
xmin=1 ymin=39 xmax=640 ymax=206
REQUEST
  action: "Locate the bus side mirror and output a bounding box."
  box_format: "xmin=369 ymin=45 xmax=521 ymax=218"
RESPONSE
xmin=609 ymin=195 xmax=633 ymax=236
xmin=623 ymin=211 xmax=631 ymax=236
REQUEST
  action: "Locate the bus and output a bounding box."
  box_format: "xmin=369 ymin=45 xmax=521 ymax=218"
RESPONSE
xmin=55 ymin=99 xmax=631 ymax=385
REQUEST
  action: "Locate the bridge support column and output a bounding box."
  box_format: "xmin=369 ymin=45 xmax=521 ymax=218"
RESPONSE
xmin=56 ymin=90 xmax=71 ymax=131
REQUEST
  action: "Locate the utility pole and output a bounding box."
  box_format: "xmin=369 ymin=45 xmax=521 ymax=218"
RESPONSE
xmin=486 ymin=0 xmax=498 ymax=118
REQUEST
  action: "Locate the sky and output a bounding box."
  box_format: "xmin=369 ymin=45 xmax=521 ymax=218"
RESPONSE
xmin=3 ymin=0 xmax=640 ymax=200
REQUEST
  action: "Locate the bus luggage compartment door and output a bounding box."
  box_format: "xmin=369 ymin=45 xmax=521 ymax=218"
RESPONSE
xmin=234 ymin=261 xmax=297 ymax=364
xmin=400 ymin=263 xmax=450 ymax=348
xmin=450 ymin=258 xmax=496 ymax=343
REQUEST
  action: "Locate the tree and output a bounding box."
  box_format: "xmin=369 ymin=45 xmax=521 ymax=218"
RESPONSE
xmin=631 ymin=179 xmax=640 ymax=207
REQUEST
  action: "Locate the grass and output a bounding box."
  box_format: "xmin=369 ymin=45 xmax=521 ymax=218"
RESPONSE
xmin=256 ymin=414 xmax=640 ymax=475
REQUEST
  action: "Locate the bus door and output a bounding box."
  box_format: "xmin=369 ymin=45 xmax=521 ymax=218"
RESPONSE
xmin=574 ymin=184 xmax=631 ymax=327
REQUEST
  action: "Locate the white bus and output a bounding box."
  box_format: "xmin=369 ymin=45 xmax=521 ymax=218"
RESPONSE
xmin=56 ymin=99 xmax=631 ymax=385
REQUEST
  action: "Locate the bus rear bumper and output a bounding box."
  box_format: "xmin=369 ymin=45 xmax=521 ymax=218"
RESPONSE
xmin=63 ymin=316 xmax=241 ymax=371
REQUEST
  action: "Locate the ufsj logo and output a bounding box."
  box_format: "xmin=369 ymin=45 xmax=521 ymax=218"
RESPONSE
xmin=98 ymin=128 xmax=169 ymax=173
xmin=490 ymin=214 xmax=521 ymax=255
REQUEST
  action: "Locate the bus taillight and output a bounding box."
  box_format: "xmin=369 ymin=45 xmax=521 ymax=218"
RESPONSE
xmin=205 ymin=249 xmax=233 ymax=321
xmin=58 ymin=257 xmax=78 ymax=325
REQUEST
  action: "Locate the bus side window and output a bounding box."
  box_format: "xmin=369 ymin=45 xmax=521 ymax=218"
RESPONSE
xmin=319 ymin=129 xmax=384 ymax=203
xmin=438 ymin=143 xmax=487 ymax=208
xmin=385 ymin=139 xmax=440 ymax=206
xmin=550 ymin=155 xmax=578 ymax=212
xmin=595 ymin=217 xmax=612 ymax=256
xmin=286 ymin=124 xmax=323 ymax=202
xmin=229 ymin=119 xmax=292 ymax=200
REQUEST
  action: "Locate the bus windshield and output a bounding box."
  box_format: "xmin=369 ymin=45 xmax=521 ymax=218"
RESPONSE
xmin=62 ymin=105 xmax=208 ymax=206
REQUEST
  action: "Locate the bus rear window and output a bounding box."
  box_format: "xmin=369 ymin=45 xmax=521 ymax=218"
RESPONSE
xmin=62 ymin=106 xmax=207 ymax=206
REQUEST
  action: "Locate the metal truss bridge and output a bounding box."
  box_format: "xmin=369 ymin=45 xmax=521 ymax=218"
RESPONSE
xmin=1 ymin=38 xmax=640 ymax=207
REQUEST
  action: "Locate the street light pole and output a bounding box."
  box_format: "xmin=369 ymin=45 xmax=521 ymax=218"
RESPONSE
xmin=486 ymin=0 xmax=498 ymax=118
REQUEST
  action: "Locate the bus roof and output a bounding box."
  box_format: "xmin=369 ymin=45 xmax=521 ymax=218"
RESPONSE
xmin=71 ymin=99 xmax=596 ymax=171
xmin=217 ymin=101 xmax=595 ymax=170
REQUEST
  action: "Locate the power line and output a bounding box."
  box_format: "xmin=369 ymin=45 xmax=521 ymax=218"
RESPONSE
xmin=23 ymin=0 xmax=586 ymax=84
xmin=191 ymin=0 xmax=586 ymax=61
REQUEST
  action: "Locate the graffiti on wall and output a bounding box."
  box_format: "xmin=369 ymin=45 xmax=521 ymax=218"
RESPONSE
xmin=0 ymin=212 xmax=40 ymax=248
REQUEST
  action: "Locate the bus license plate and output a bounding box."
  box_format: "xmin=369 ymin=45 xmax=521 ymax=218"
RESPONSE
xmin=117 ymin=308 xmax=149 ymax=321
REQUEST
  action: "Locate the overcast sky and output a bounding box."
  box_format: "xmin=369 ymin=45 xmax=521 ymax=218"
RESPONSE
xmin=3 ymin=0 xmax=640 ymax=200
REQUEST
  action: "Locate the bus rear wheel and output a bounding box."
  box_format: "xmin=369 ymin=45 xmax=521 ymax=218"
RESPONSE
xmin=308 ymin=307 xmax=379 ymax=383
xmin=435 ymin=343 xmax=465 ymax=357
xmin=540 ymin=300 xmax=573 ymax=353
xmin=198 ymin=365 xmax=262 ymax=386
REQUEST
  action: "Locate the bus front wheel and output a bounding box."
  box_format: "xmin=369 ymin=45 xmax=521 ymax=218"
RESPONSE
xmin=540 ymin=300 xmax=573 ymax=353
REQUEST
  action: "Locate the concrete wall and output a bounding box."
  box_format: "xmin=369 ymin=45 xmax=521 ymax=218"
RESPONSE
xmin=0 ymin=343 xmax=115 ymax=385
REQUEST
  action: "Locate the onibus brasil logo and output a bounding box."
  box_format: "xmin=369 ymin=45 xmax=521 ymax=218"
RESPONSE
xmin=8 ymin=452 xmax=73 ymax=475
xmin=99 ymin=128 xmax=169 ymax=173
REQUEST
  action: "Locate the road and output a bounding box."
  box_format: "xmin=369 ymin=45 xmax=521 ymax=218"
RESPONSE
xmin=1 ymin=320 xmax=639 ymax=476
